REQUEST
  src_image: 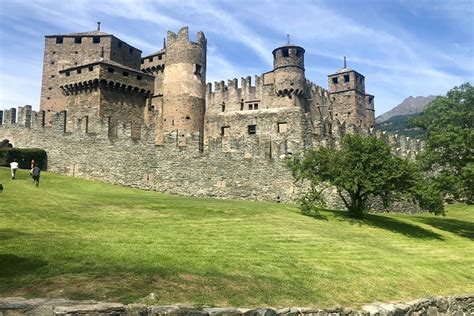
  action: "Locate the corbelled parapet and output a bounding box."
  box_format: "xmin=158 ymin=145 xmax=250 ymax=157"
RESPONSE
xmin=58 ymin=62 xmax=153 ymax=96
xmin=272 ymin=44 xmax=306 ymax=98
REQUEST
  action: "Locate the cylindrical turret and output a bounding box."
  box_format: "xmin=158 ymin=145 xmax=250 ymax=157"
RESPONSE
xmin=272 ymin=44 xmax=306 ymax=98
xmin=162 ymin=27 xmax=206 ymax=134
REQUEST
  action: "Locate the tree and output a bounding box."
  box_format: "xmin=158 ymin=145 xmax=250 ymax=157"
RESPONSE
xmin=412 ymin=83 xmax=474 ymax=203
xmin=288 ymin=134 xmax=443 ymax=218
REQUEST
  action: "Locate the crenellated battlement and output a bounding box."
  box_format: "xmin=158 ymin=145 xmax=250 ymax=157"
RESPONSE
xmin=0 ymin=25 xmax=389 ymax=202
xmin=166 ymin=27 xmax=206 ymax=47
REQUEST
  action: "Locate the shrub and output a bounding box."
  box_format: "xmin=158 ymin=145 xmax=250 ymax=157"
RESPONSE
xmin=0 ymin=148 xmax=48 ymax=170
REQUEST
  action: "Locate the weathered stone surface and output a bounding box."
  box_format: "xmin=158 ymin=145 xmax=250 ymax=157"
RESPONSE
xmin=0 ymin=296 xmax=472 ymax=316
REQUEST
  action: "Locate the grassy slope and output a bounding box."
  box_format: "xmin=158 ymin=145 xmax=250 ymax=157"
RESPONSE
xmin=0 ymin=168 xmax=473 ymax=307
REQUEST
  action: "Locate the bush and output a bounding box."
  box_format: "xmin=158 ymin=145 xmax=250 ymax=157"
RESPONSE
xmin=0 ymin=148 xmax=48 ymax=170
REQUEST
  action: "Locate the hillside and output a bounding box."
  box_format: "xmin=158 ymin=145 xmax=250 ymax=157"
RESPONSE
xmin=0 ymin=168 xmax=473 ymax=307
xmin=376 ymin=95 xmax=436 ymax=123
xmin=375 ymin=113 xmax=426 ymax=138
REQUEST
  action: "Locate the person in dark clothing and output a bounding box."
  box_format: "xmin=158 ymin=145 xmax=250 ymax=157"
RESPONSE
xmin=32 ymin=166 xmax=41 ymax=187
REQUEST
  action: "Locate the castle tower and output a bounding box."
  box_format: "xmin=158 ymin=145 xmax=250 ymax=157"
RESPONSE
xmin=40 ymin=28 xmax=143 ymax=125
xmin=162 ymin=27 xmax=207 ymax=135
xmin=328 ymin=58 xmax=375 ymax=127
xmin=272 ymin=39 xmax=306 ymax=100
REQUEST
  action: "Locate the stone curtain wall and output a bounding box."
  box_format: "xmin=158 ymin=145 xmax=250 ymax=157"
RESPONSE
xmin=0 ymin=106 xmax=423 ymax=202
xmin=0 ymin=295 xmax=472 ymax=315
xmin=0 ymin=107 xmax=301 ymax=202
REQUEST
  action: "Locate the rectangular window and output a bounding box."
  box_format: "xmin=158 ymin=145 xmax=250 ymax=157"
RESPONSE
xmin=118 ymin=41 xmax=122 ymax=48
xmin=195 ymin=64 xmax=202 ymax=75
xmin=240 ymin=99 xmax=244 ymax=111
xmin=149 ymin=57 xmax=153 ymax=62
xmin=56 ymin=37 xmax=63 ymax=44
xmin=254 ymin=103 xmax=259 ymax=110
xmin=141 ymin=59 xmax=144 ymax=64
xmin=129 ymin=48 xmax=133 ymax=54
xmin=248 ymin=104 xmax=253 ymax=110
xmin=248 ymin=125 xmax=256 ymax=135
xmin=344 ymin=74 xmax=350 ymax=83
xmin=282 ymin=48 xmax=289 ymax=57
xmin=158 ymin=55 xmax=163 ymax=60
xmin=137 ymin=75 xmax=142 ymax=80
xmin=278 ymin=122 xmax=288 ymax=133
xmin=122 ymin=71 xmax=129 ymax=77
xmin=77 ymin=69 xmax=82 ymax=74
xmin=221 ymin=126 xmax=230 ymax=136
xmin=221 ymin=103 xmax=225 ymax=112
xmin=65 ymin=71 xmax=70 ymax=77
xmin=107 ymin=67 xmax=114 ymax=73
xmin=74 ymin=37 xmax=82 ymax=44
xmin=332 ymin=77 xmax=338 ymax=84
xmin=93 ymin=36 xmax=100 ymax=44
xmin=88 ymin=66 xmax=94 ymax=72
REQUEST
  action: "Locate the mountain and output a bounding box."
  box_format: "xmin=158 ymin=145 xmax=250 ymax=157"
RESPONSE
xmin=376 ymin=95 xmax=437 ymax=123
xmin=375 ymin=114 xmax=425 ymax=138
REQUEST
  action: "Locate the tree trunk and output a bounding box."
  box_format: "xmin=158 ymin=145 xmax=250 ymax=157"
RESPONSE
xmin=348 ymin=195 xmax=365 ymax=218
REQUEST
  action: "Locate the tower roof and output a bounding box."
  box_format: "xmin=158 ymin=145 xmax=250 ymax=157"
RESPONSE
xmin=46 ymin=31 xmax=112 ymax=38
xmin=335 ymin=66 xmax=353 ymax=74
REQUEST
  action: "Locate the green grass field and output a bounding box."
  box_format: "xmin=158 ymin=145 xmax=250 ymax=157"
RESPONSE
xmin=0 ymin=167 xmax=473 ymax=307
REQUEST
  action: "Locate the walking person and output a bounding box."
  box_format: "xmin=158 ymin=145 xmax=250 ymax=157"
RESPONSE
xmin=30 ymin=159 xmax=36 ymax=174
xmin=32 ymin=166 xmax=41 ymax=187
xmin=10 ymin=160 xmax=19 ymax=180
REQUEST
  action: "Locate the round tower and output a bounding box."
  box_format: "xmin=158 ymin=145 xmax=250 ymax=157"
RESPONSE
xmin=272 ymin=41 xmax=306 ymax=98
xmin=162 ymin=27 xmax=206 ymax=134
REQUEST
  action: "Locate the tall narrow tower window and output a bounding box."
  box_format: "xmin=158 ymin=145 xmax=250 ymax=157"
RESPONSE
xmin=282 ymin=48 xmax=289 ymax=57
xmin=221 ymin=103 xmax=225 ymax=112
xmin=344 ymin=74 xmax=350 ymax=83
xmin=195 ymin=64 xmax=202 ymax=75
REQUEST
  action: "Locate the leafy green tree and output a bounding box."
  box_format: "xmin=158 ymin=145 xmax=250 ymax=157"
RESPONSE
xmin=288 ymin=134 xmax=443 ymax=218
xmin=412 ymin=83 xmax=474 ymax=203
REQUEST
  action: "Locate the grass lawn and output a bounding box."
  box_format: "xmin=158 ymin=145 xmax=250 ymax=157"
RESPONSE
xmin=0 ymin=167 xmax=473 ymax=307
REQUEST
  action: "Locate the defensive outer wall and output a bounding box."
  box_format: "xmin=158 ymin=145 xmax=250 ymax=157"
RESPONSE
xmin=0 ymin=105 xmax=422 ymax=202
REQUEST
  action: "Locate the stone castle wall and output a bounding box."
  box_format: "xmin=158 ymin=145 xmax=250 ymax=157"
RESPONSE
xmin=0 ymin=106 xmax=423 ymax=202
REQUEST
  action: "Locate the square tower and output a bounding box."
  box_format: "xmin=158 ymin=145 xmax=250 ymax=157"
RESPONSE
xmin=327 ymin=61 xmax=374 ymax=127
xmin=40 ymin=30 xmax=142 ymax=124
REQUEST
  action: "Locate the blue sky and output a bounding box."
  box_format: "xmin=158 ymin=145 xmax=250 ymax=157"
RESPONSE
xmin=0 ymin=0 xmax=473 ymax=116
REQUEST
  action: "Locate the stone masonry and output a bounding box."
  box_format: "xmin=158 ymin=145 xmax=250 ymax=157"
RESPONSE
xmin=0 ymin=295 xmax=472 ymax=315
xmin=0 ymin=26 xmax=423 ymax=202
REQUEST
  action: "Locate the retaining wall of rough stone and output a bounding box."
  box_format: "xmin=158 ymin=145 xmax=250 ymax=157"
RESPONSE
xmin=0 ymin=295 xmax=472 ymax=316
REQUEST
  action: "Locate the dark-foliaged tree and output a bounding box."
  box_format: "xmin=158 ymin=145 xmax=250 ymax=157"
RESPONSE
xmin=412 ymin=83 xmax=474 ymax=203
xmin=288 ymin=134 xmax=443 ymax=218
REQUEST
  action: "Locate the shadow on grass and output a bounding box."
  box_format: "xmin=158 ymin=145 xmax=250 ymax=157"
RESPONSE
xmin=319 ymin=209 xmax=444 ymax=240
xmin=416 ymin=217 xmax=474 ymax=240
xmin=0 ymin=254 xmax=48 ymax=277
xmin=0 ymin=229 xmax=30 ymax=241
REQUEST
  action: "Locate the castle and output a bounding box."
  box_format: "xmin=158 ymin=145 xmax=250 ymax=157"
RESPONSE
xmin=0 ymin=26 xmax=421 ymax=201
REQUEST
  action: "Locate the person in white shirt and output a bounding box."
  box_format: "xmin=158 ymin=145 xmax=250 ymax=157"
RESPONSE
xmin=10 ymin=160 xmax=19 ymax=180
